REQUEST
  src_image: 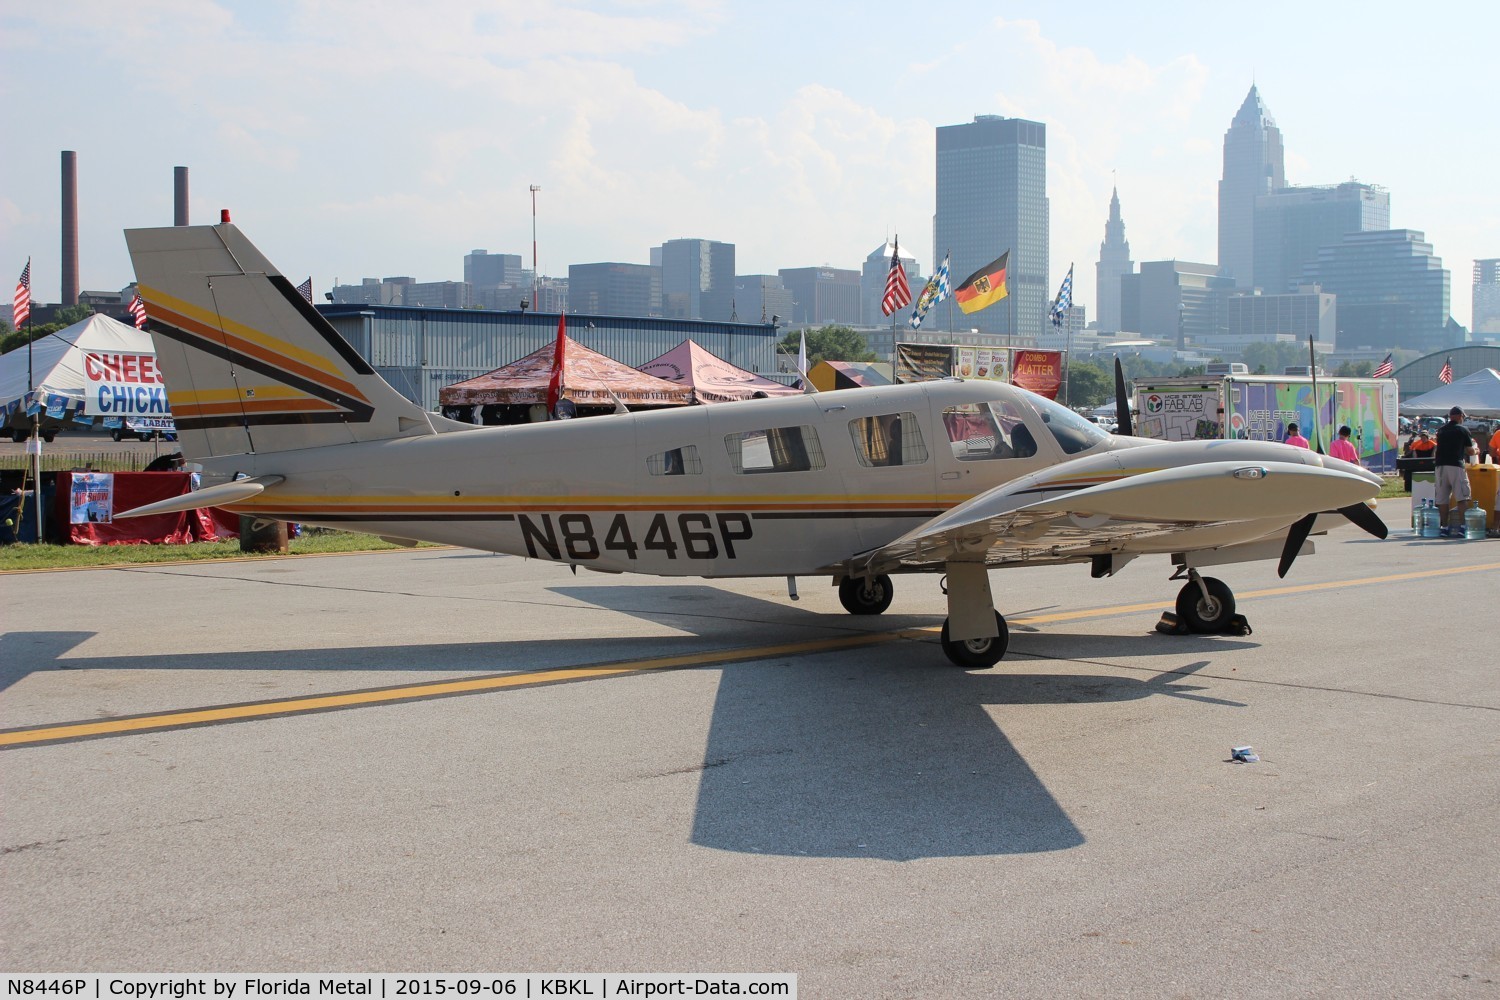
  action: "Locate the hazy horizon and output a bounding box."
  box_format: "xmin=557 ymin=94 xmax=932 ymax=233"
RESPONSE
xmin=2 ymin=1 xmax=1494 ymax=328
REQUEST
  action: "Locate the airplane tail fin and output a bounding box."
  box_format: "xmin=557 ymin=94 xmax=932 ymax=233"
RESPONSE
xmin=125 ymin=222 xmax=445 ymax=460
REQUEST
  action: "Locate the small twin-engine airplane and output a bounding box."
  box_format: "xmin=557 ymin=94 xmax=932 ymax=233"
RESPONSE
xmin=121 ymin=221 xmax=1386 ymax=667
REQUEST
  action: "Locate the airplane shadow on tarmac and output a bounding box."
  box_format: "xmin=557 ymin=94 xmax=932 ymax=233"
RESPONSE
xmin=5 ymin=585 xmax=1253 ymax=862
xmin=555 ymin=584 xmax=1253 ymax=861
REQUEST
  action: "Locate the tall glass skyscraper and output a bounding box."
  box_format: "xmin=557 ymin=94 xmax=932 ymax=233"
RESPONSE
xmin=934 ymin=115 xmax=1049 ymax=339
xmin=1218 ymin=86 xmax=1285 ymax=289
xmin=1095 ymin=187 xmax=1133 ymax=333
xmin=660 ymin=238 xmax=736 ymax=321
xmin=1253 ymin=182 xmax=1389 ymax=295
xmin=1475 ymin=259 xmax=1500 ymax=335
xmin=1303 ymin=230 xmax=1450 ymax=351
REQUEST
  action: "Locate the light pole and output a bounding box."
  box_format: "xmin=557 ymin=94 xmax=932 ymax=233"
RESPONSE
xmin=529 ymin=184 xmax=541 ymax=310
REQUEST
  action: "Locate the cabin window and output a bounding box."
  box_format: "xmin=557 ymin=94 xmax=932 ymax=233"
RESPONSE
xmin=725 ymin=425 xmax=825 ymax=474
xmin=647 ymin=445 xmax=703 ymax=476
xmin=941 ymin=401 xmax=1038 ymax=460
xmin=1030 ymin=394 xmax=1109 ymax=455
xmin=849 ymin=412 xmax=928 ymax=467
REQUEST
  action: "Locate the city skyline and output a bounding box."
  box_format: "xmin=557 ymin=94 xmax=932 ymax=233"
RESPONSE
xmin=1 ymin=3 xmax=1494 ymax=328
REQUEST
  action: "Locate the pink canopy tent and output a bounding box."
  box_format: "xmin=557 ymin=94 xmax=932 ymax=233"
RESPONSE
xmin=439 ymin=336 xmax=692 ymax=408
xmin=637 ymin=340 xmax=801 ymax=404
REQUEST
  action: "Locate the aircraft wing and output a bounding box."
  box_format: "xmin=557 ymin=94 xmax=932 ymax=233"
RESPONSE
xmin=847 ymin=458 xmax=1378 ymax=576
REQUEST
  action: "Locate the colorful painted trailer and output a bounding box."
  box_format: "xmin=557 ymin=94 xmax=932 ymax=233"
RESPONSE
xmin=1134 ymin=374 xmax=1399 ymax=474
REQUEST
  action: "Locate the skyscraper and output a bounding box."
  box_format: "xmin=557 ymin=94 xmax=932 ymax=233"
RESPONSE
xmin=1253 ymin=182 xmax=1389 ymax=294
xmin=1095 ymin=187 xmax=1133 ymax=333
xmin=934 ymin=115 xmax=1049 ymax=339
xmin=860 ymin=241 xmax=920 ymax=326
xmin=660 ymin=239 xmax=736 ymax=321
xmin=1474 ymin=259 xmax=1500 ymax=335
xmin=1303 ymin=230 xmax=1450 ymax=351
xmin=777 ymin=267 xmax=861 ymax=326
xmin=1218 ymin=86 xmax=1285 ymax=289
xmin=568 ymin=262 xmax=661 ymax=317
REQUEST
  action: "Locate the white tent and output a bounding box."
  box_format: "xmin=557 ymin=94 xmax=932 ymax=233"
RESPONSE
xmin=1 ymin=315 xmax=173 ymax=434
xmin=1400 ymin=368 xmax=1500 ymax=418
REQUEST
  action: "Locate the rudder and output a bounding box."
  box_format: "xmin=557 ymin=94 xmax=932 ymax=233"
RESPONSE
xmin=126 ymin=223 xmax=443 ymax=459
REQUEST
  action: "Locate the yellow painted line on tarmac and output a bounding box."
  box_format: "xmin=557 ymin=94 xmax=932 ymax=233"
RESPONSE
xmin=4 ymin=560 xmax=1496 ymax=749
xmin=0 ymin=628 xmax=932 ymax=749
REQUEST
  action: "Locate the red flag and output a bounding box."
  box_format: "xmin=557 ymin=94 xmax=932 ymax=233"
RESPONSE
xmin=545 ymin=312 xmax=567 ymax=414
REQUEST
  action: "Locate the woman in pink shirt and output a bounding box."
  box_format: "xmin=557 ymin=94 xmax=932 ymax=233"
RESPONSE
xmin=1328 ymin=424 xmax=1360 ymax=465
xmin=1284 ymin=422 xmax=1310 ymax=449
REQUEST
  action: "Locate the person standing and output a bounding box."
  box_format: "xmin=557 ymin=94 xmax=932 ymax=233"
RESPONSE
xmin=1328 ymin=425 xmax=1360 ymax=466
xmin=1433 ymin=406 xmax=1477 ymax=536
xmin=1488 ymin=424 xmax=1500 ymax=464
xmin=1284 ymin=422 xmax=1310 ymax=449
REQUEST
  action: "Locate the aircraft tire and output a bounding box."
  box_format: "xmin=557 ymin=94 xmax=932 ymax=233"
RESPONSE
xmin=939 ymin=611 xmax=1009 ymax=669
xmin=838 ymin=574 xmax=894 ymax=615
xmin=1176 ymin=577 xmax=1235 ymax=634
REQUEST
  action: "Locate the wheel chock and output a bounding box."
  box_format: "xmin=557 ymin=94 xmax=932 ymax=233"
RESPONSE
xmin=1155 ymin=611 xmax=1190 ymax=635
xmin=1223 ymin=614 xmax=1252 ymax=637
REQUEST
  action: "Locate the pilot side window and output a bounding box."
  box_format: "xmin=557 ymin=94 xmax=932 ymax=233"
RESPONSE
xmin=646 ymin=445 xmax=703 ymax=476
xmin=849 ymin=412 xmax=929 ymax=467
xmin=1030 ymin=394 xmax=1110 ymax=455
xmin=725 ymin=426 xmax=826 ymax=474
xmin=942 ymin=402 xmax=1038 ymax=461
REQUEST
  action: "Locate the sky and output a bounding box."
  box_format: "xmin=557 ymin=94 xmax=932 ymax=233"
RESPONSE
xmin=2 ymin=0 xmax=1496 ymax=328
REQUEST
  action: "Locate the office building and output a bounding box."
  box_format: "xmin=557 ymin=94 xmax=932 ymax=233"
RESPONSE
xmin=1095 ymin=187 xmax=1133 ymax=333
xmin=1253 ymin=182 xmax=1389 ymax=294
xmin=735 ymin=275 xmax=795 ymax=326
xmin=568 ymin=263 xmax=661 ymax=318
xmin=331 ymin=277 xmax=471 ymax=308
xmin=464 ymin=250 xmax=525 ymax=287
xmin=1475 ymin=258 xmax=1500 ymax=335
xmin=934 ymin=115 xmax=1049 ymax=339
xmin=859 ymin=241 xmax=921 ymax=326
xmin=660 ymin=238 xmax=736 ymax=321
xmin=1219 ymin=287 xmax=1336 ymax=347
xmin=1120 ymin=261 xmax=1235 ymax=348
xmin=1218 ymin=85 xmax=1285 ymax=289
xmin=777 ymin=267 xmax=861 ymax=326
xmin=1302 ymin=230 xmax=1450 ymax=351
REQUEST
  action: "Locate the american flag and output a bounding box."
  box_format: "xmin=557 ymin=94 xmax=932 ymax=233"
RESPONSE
xmin=1438 ymin=357 xmax=1453 ymax=384
xmin=881 ymin=238 xmax=912 ymax=316
xmin=296 ymin=277 xmax=313 ymax=303
xmin=127 ymin=293 xmax=148 ymax=329
xmin=1049 ymin=263 xmax=1074 ymax=328
xmin=909 ymin=253 xmax=950 ymax=330
xmin=13 ymin=259 xmax=31 ymax=327
xmin=1371 ymin=353 xmax=1393 ymax=379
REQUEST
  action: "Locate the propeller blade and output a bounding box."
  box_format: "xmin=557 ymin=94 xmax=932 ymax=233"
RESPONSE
xmin=1113 ymin=357 xmax=1133 ymax=437
xmin=1278 ymin=512 xmax=1317 ymax=578
xmin=1338 ymin=501 xmax=1389 ymax=539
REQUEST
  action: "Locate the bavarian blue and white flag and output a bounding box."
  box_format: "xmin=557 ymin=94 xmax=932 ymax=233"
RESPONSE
xmin=1049 ymin=263 xmax=1074 ymax=328
xmin=909 ymin=253 xmax=951 ymax=330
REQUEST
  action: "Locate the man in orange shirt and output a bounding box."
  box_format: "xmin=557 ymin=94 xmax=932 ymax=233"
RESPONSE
xmin=1489 ymin=425 xmax=1500 ymax=463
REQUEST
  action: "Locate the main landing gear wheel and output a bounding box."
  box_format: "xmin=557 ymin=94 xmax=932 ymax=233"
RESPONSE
xmin=939 ymin=611 xmax=1009 ymax=669
xmin=1175 ymin=576 xmax=1235 ymax=634
xmin=838 ymin=574 xmax=894 ymax=615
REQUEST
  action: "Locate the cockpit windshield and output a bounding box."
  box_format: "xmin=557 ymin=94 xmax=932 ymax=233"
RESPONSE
xmin=1028 ymin=393 xmax=1111 ymax=455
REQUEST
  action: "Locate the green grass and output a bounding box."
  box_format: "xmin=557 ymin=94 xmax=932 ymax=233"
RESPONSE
xmin=1378 ymin=476 xmax=1408 ymax=500
xmin=0 ymin=528 xmax=436 ymax=572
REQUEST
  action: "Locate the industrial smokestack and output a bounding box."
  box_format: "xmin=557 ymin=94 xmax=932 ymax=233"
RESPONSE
xmin=174 ymin=166 xmax=189 ymax=226
xmin=61 ymin=150 xmax=79 ymax=306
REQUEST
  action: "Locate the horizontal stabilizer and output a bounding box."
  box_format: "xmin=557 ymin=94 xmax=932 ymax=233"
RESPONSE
xmin=115 ymin=476 xmax=284 ymax=519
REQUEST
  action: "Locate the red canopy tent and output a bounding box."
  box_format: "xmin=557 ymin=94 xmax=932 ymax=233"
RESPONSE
xmin=439 ymin=336 xmax=692 ymax=409
xmin=637 ymin=340 xmax=800 ymax=404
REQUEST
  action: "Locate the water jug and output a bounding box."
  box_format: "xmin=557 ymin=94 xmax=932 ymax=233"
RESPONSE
xmin=1420 ymin=502 xmax=1442 ymax=538
xmin=1465 ymin=501 xmax=1487 ymax=540
xmin=1412 ymin=499 xmax=1427 ymax=533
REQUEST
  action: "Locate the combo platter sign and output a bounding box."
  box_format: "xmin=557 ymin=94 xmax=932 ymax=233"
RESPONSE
xmin=83 ymin=352 xmax=171 ymax=416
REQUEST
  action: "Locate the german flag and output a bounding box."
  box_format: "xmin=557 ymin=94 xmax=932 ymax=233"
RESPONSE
xmin=954 ymin=252 xmax=1009 ymax=314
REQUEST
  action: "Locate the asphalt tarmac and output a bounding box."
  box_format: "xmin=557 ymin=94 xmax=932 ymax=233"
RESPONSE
xmin=2 ymin=507 xmax=1497 ymax=997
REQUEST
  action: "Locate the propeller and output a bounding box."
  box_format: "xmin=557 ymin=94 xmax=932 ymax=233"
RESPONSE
xmin=1278 ymin=502 xmax=1389 ymax=578
xmin=1113 ymin=357 xmax=1133 ymax=437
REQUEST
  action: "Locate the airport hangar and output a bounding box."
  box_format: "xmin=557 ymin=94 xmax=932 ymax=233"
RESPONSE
xmin=317 ymin=304 xmax=790 ymax=413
